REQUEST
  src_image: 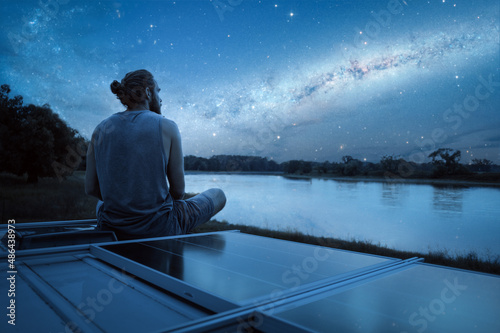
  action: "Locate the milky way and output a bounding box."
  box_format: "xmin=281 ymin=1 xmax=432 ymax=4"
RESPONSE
xmin=1 ymin=0 xmax=499 ymax=163
xmin=177 ymin=13 xmax=499 ymax=162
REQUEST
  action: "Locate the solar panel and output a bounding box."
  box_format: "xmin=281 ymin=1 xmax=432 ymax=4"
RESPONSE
xmin=22 ymin=256 xmax=209 ymax=332
xmin=270 ymin=263 xmax=500 ymax=333
xmin=92 ymin=232 xmax=400 ymax=312
xmin=8 ymin=228 xmax=500 ymax=333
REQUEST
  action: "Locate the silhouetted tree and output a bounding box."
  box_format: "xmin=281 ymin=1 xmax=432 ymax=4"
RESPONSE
xmin=0 ymin=84 xmax=23 ymax=174
xmin=342 ymin=158 xmax=361 ymax=176
xmin=302 ymin=161 xmax=313 ymax=174
xmin=184 ymin=155 xmax=200 ymax=170
xmin=0 ymin=85 xmax=83 ymax=183
xmin=267 ymin=159 xmax=280 ymax=172
xmin=428 ymin=148 xmax=462 ymax=177
xmin=471 ymin=158 xmax=492 ymax=172
xmin=283 ymin=160 xmax=302 ymax=174
xmin=342 ymin=155 xmax=353 ymax=164
xmin=318 ymin=161 xmax=331 ymax=174
xmin=380 ymin=154 xmax=399 ymax=173
xmin=208 ymin=156 xmax=221 ymax=171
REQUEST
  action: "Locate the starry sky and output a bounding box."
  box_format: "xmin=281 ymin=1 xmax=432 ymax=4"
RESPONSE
xmin=1 ymin=0 xmax=499 ymax=163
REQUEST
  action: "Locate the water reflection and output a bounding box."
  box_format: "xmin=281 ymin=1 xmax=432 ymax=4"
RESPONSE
xmin=334 ymin=180 xmax=359 ymax=199
xmin=141 ymin=239 xmax=186 ymax=279
xmin=381 ymin=183 xmax=409 ymax=207
xmin=335 ymin=180 xmax=359 ymax=190
xmin=432 ymin=186 xmax=464 ymax=217
xmin=100 ymin=235 xmax=226 ymax=282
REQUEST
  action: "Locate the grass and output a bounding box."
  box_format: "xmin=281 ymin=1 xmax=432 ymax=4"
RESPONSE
xmin=2 ymin=172 xmax=499 ymax=275
xmin=0 ymin=171 xmax=98 ymax=223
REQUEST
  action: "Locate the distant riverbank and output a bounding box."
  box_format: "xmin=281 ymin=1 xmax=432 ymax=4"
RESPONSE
xmin=281 ymin=173 xmax=500 ymax=188
xmin=186 ymin=170 xmax=500 ymax=187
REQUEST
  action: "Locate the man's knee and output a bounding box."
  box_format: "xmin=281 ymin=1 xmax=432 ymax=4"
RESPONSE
xmin=208 ymin=188 xmax=226 ymax=213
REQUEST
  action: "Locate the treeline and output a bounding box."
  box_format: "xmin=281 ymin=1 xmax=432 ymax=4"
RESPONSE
xmin=184 ymin=150 xmax=500 ymax=182
xmin=0 ymin=85 xmax=86 ymax=183
xmin=184 ymin=155 xmax=282 ymax=172
xmin=281 ymin=152 xmax=500 ymax=181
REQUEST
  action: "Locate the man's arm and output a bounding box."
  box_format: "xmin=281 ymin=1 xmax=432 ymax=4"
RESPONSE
xmin=85 ymin=132 xmax=103 ymax=201
xmin=162 ymin=118 xmax=185 ymax=200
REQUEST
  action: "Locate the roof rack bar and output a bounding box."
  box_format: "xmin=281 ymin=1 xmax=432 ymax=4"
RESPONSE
xmin=0 ymin=219 xmax=98 ymax=230
xmin=18 ymin=263 xmax=105 ymax=333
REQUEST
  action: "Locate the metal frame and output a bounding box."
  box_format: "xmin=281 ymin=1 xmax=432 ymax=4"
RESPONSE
xmin=166 ymin=309 xmax=314 ymax=333
xmin=79 ymin=254 xmax=211 ymax=319
xmin=256 ymin=257 xmax=424 ymax=314
xmin=16 ymin=253 xmax=212 ymax=332
xmin=91 ymin=243 xmax=239 ymax=313
xmin=0 ymin=219 xmax=98 ymax=230
xmin=17 ymin=263 xmax=105 ymax=332
xmin=0 ymin=229 xmax=240 ymax=259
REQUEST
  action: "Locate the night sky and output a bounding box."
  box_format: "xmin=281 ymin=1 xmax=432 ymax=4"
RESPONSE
xmin=1 ymin=0 xmax=499 ymax=163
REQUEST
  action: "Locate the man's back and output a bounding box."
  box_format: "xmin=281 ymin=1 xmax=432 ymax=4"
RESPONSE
xmin=92 ymin=110 xmax=174 ymax=234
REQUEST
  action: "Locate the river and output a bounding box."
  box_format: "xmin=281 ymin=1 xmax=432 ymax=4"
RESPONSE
xmin=185 ymin=173 xmax=500 ymax=259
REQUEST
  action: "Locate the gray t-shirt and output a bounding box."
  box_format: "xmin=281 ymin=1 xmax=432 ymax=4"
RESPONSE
xmin=92 ymin=110 xmax=174 ymax=236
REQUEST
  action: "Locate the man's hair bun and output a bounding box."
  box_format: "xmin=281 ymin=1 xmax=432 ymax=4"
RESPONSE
xmin=111 ymin=70 xmax=155 ymax=107
xmin=110 ymin=80 xmax=124 ymax=96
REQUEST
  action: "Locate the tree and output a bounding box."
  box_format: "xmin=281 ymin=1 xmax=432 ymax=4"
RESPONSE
xmin=302 ymin=161 xmax=313 ymax=174
xmin=267 ymin=159 xmax=280 ymax=172
xmin=380 ymin=154 xmax=399 ymax=173
xmin=284 ymin=160 xmax=302 ymax=174
xmin=342 ymin=158 xmax=361 ymax=176
xmin=0 ymin=85 xmax=24 ymax=174
xmin=428 ymin=148 xmax=461 ymax=176
xmin=208 ymin=156 xmax=221 ymax=171
xmin=342 ymin=155 xmax=353 ymax=164
xmin=471 ymin=158 xmax=492 ymax=172
xmin=0 ymin=85 xmax=83 ymax=183
xmin=318 ymin=161 xmax=331 ymax=174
